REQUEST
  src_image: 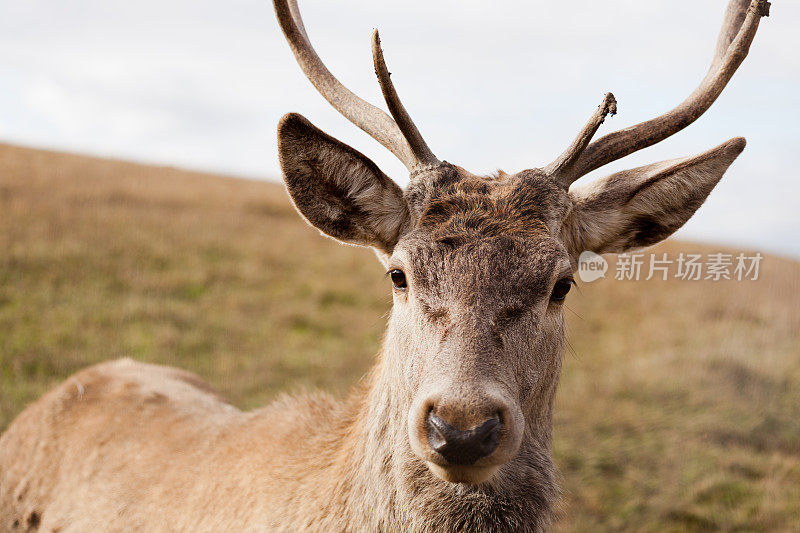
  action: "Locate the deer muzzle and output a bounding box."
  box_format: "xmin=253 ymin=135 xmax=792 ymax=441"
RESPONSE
xmin=408 ymin=385 xmax=524 ymax=484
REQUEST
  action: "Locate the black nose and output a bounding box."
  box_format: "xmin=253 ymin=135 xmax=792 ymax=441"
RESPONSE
xmin=426 ymin=412 xmax=501 ymax=465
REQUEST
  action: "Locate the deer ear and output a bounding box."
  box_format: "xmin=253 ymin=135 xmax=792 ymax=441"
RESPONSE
xmin=277 ymin=113 xmax=410 ymax=253
xmin=562 ymin=138 xmax=745 ymax=257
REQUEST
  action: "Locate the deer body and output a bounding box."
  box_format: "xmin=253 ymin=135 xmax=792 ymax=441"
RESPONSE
xmin=0 ymin=0 xmax=770 ymax=531
xmin=1 ymin=356 xmax=556 ymax=531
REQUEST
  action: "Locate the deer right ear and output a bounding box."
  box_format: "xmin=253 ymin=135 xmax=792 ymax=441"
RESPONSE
xmin=277 ymin=113 xmax=410 ymax=253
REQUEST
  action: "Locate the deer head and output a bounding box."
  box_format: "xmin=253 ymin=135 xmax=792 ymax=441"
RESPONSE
xmin=274 ymin=0 xmax=769 ymax=485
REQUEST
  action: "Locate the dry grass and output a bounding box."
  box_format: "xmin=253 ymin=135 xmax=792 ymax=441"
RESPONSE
xmin=556 ymin=245 xmax=800 ymax=531
xmin=1 ymin=144 xmax=798 ymax=531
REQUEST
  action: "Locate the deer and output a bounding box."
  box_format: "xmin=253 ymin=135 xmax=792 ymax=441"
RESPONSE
xmin=0 ymin=0 xmax=770 ymax=531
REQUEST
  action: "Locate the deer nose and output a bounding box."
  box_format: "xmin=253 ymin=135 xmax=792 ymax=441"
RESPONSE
xmin=426 ymin=412 xmax=501 ymax=465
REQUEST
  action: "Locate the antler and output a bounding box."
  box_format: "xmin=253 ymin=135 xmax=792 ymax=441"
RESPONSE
xmin=553 ymin=0 xmax=770 ymax=187
xmin=273 ymin=0 xmax=440 ymax=172
xmin=371 ymin=30 xmax=439 ymax=171
xmin=543 ymin=93 xmax=617 ymax=178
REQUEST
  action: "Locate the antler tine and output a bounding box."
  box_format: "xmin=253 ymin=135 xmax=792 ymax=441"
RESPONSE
xmin=273 ymin=0 xmax=438 ymax=173
xmin=558 ymin=0 xmax=770 ymax=186
xmin=544 ymin=92 xmax=617 ymax=184
xmin=372 ymin=30 xmax=440 ymax=170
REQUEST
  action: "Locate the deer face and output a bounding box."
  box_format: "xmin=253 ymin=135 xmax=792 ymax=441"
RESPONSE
xmin=274 ymin=0 xmax=767 ymax=486
xmin=388 ymin=169 xmax=572 ymax=484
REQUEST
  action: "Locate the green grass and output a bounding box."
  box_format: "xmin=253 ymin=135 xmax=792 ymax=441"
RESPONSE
xmin=1 ymin=144 xmax=798 ymax=531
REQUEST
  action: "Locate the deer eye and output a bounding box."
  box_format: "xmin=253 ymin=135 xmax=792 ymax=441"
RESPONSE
xmin=550 ymin=278 xmax=573 ymax=303
xmin=389 ymin=269 xmax=408 ymax=290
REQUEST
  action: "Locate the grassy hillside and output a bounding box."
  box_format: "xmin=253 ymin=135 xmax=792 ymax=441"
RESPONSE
xmin=1 ymin=144 xmax=798 ymax=531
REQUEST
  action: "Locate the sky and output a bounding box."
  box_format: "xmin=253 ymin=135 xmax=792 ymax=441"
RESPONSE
xmin=1 ymin=0 xmax=798 ymax=257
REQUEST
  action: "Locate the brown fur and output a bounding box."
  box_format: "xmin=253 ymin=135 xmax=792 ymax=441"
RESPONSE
xmin=0 ymin=113 xmax=747 ymax=531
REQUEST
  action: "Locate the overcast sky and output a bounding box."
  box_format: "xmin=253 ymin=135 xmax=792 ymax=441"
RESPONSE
xmin=1 ymin=0 xmax=798 ymax=257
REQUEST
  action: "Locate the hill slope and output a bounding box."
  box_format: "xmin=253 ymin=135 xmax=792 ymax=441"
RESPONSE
xmin=1 ymin=144 xmax=798 ymax=530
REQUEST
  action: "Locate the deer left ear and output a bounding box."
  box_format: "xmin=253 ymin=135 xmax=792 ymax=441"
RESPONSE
xmin=562 ymin=137 xmax=746 ymax=257
xmin=277 ymin=113 xmax=410 ymax=253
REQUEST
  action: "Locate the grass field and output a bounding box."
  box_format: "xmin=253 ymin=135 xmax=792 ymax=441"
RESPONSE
xmin=1 ymin=143 xmax=798 ymax=531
